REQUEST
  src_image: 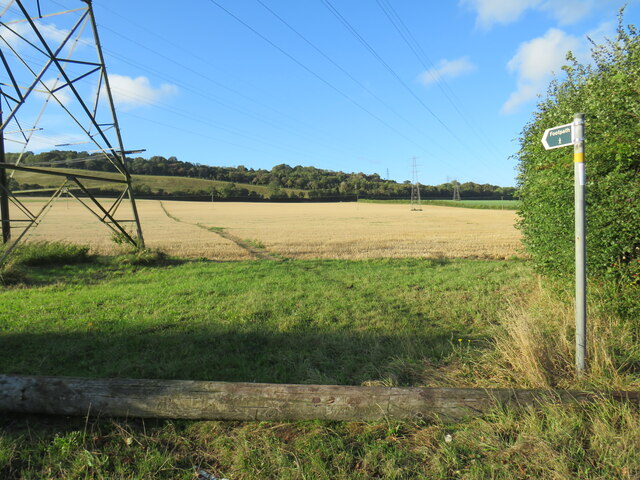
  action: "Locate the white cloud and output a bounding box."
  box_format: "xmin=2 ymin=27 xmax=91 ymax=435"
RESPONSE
xmin=1 ymin=20 xmax=71 ymax=51
xmin=502 ymin=28 xmax=581 ymax=114
xmin=418 ymin=57 xmax=476 ymax=87
xmin=460 ymin=0 xmax=541 ymax=29
xmin=106 ymin=74 xmax=178 ymax=110
xmin=460 ymin=0 xmax=598 ymax=29
xmin=35 ymin=77 xmax=73 ymax=106
xmin=4 ymin=130 xmax=87 ymax=153
xmin=540 ymin=0 xmax=597 ymax=26
xmin=37 ymin=21 xmax=71 ymax=45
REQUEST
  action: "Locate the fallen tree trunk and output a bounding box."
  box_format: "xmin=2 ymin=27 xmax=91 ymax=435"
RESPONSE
xmin=1 ymin=374 xmax=637 ymax=422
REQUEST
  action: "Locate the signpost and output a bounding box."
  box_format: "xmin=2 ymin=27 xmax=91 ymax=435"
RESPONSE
xmin=541 ymin=123 xmax=573 ymax=150
xmin=542 ymin=114 xmax=586 ymax=373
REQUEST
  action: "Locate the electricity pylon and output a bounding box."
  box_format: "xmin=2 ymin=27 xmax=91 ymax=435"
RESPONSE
xmin=410 ymin=156 xmax=421 ymax=211
xmin=0 ymin=0 xmax=144 ymax=264
xmin=452 ymin=179 xmax=461 ymax=201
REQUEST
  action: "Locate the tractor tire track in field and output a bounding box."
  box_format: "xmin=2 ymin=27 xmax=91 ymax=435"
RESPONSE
xmin=159 ymin=201 xmax=284 ymax=261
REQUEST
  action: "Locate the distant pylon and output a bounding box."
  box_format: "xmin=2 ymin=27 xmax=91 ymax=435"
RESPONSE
xmin=410 ymin=157 xmax=422 ymax=211
xmin=452 ymin=179 xmax=461 ymax=201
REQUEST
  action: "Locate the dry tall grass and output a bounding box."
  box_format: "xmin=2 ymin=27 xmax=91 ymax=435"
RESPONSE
xmin=10 ymin=199 xmax=522 ymax=260
xmin=485 ymin=279 xmax=640 ymax=391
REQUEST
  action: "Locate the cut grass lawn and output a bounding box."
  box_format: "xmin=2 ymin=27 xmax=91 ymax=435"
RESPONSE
xmin=2 ymin=252 xmax=639 ymax=479
xmin=0 ymin=256 xmax=529 ymax=384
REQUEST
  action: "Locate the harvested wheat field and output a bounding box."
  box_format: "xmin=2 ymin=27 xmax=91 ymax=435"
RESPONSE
xmin=11 ymin=199 xmax=522 ymax=260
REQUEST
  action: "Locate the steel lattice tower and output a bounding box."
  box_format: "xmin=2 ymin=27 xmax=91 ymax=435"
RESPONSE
xmin=410 ymin=156 xmax=421 ymax=211
xmin=0 ymin=0 xmax=144 ymax=264
xmin=452 ymin=179 xmax=461 ymax=201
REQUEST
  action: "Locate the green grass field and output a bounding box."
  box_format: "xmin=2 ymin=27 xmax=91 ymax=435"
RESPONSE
xmin=2 ymin=247 xmax=639 ymax=479
xmin=360 ymin=199 xmax=521 ymax=210
xmin=11 ymin=167 xmax=307 ymax=198
xmin=0 ymin=256 xmax=528 ymax=383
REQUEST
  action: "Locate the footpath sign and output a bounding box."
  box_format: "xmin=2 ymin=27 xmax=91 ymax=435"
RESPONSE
xmin=541 ymin=115 xmax=586 ymax=373
xmin=541 ymin=123 xmax=573 ymax=150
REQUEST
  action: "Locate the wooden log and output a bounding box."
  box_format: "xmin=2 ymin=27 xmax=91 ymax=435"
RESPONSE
xmin=0 ymin=374 xmax=638 ymax=422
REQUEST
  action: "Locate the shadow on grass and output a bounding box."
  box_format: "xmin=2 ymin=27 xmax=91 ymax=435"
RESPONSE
xmin=0 ymin=327 xmax=478 ymax=387
xmin=6 ymin=256 xmax=191 ymax=288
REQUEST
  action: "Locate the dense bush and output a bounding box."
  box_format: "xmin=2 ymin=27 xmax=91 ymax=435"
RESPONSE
xmin=517 ymin=16 xmax=640 ymax=286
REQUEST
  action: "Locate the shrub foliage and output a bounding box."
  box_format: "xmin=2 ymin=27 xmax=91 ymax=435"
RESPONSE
xmin=517 ymin=15 xmax=640 ymax=285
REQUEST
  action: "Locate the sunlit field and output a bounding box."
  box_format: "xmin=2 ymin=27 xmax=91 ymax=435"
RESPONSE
xmin=10 ymin=199 xmax=522 ymax=260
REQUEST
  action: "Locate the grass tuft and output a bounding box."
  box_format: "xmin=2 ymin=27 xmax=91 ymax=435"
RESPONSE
xmin=243 ymin=238 xmax=266 ymax=250
xmin=0 ymin=264 xmax=27 ymax=286
xmin=7 ymin=241 xmax=91 ymax=267
xmin=476 ymin=278 xmax=640 ymax=391
xmin=115 ymin=248 xmax=169 ymax=266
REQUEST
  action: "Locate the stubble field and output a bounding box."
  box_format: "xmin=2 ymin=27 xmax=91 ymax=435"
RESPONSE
xmin=10 ymin=199 xmax=522 ymax=259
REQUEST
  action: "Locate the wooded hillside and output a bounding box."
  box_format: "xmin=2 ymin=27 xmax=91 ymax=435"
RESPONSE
xmin=7 ymin=150 xmax=515 ymax=200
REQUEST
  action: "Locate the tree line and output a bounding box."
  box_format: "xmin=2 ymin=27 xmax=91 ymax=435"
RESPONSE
xmin=6 ymin=150 xmax=515 ymax=200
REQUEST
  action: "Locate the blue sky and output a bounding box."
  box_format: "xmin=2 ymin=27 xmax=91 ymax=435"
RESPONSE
xmin=2 ymin=0 xmax=639 ymax=186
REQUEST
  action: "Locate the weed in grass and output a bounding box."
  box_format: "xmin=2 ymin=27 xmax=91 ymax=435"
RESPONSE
xmin=110 ymin=230 xmax=132 ymax=246
xmin=0 ymin=241 xmax=93 ymax=286
xmin=6 ymin=399 xmax=640 ymax=479
xmin=423 ymin=399 xmax=640 ymax=479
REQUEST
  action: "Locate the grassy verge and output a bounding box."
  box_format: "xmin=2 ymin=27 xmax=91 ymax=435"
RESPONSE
xmin=1 ymin=250 xmax=639 ymax=479
xmin=360 ymin=199 xmax=521 ymax=210
xmin=3 ymin=399 xmax=639 ymax=479
xmin=0 ymin=256 xmax=528 ymax=384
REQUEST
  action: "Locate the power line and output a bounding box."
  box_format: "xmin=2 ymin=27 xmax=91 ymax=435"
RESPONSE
xmin=206 ymin=0 xmax=435 ymax=154
xmin=52 ymin=0 xmax=374 ymax=160
xmin=103 ymin=88 xmax=333 ymax=165
xmin=72 ymin=0 xmax=440 ymax=163
xmin=320 ymin=0 xmax=491 ymax=168
xmin=253 ymin=0 xmax=431 ymax=140
xmin=50 ymin=0 xmax=451 ymax=174
xmin=375 ymin=0 xmax=503 ymax=160
xmin=320 ymin=1 xmax=457 ymax=139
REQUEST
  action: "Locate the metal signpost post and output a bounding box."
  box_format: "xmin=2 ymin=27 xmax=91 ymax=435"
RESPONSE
xmin=541 ymin=114 xmax=587 ymax=373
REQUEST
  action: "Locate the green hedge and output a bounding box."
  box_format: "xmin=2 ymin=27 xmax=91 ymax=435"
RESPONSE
xmin=517 ymin=16 xmax=640 ymax=287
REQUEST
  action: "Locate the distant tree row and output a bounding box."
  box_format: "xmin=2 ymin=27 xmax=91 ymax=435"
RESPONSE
xmin=6 ymin=150 xmax=515 ymax=200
